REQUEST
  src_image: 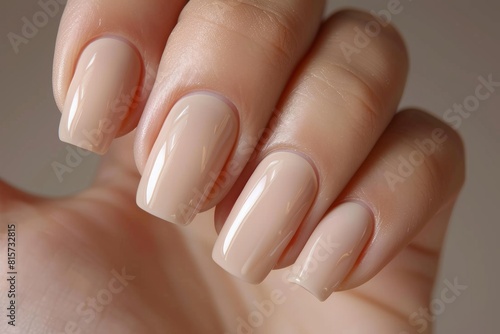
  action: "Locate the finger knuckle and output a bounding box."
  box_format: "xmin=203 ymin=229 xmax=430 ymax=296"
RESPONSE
xmin=298 ymin=58 xmax=387 ymax=141
xmin=331 ymin=63 xmax=386 ymax=137
xmin=188 ymin=0 xmax=302 ymax=68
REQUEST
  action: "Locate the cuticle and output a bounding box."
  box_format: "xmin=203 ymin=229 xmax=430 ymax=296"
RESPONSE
xmin=339 ymin=199 xmax=378 ymax=229
xmin=262 ymin=148 xmax=321 ymax=189
xmin=70 ymin=34 xmax=144 ymax=95
xmin=77 ymin=33 xmax=143 ymax=66
xmin=179 ymin=89 xmax=241 ymax=164
xmin=80 ymin=34 xmax=145 ymax=134
xmin=181 ymin=89 xmax=241 ymax=131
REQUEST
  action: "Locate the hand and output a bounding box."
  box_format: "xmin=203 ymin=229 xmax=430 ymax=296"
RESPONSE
xmin=1 ymin=1 xmax=465 ymax=333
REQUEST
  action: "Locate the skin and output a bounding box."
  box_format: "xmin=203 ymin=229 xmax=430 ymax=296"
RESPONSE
xmin=0 ymin=133 xmax=461 ymax=333
xmin=1 ymin=1 xmax=465 ymax=333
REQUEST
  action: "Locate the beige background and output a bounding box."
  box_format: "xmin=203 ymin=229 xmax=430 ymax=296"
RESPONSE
xmin=1 ymin=0 xmax=499 ymax=333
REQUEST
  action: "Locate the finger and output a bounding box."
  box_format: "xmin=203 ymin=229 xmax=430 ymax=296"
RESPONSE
xmin=0 ymin=180 xmax=43 ymax=233
xmin=135 ymin=0 xmax=325 ymax=224
xmin=53 ymin=0 xmax=186 ymax=154
xmin=212 ymin=9 xmax=408 ymax=283
xmin=288 ymin=109 xmax=465 ymax=301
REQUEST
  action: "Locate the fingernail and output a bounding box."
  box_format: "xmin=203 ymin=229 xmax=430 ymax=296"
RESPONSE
xmin=59 ymin=37 xmax=142 ymax=155
xmin=288 ymin=202 xmax=373 ymax=301
xmin=212 ymin=151 xmax=318 ymax=283
xmin=136 ymin=93 xmax=238 ymax=225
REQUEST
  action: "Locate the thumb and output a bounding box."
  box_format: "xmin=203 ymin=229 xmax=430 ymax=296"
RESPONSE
xmin=0 ymin=179 xmax=42 ymax=209
xmin=0 ymin=179 xmax=43 ymax=227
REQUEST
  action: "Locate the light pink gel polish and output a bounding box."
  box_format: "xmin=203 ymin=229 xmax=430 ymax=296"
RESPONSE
xmin=59 ymin=37 xmax=142 ymax=155
xmin=212 ymin=151 xmax=318 ymax=284
xmin=288 ymin=202 xmax=373 ymax=301
xmin=136 ymin=93 xmax=238 ymax=225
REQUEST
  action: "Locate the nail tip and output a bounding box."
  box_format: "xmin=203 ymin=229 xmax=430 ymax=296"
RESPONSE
xmin=212 ymin=255 xmax=264 ymax=285
xmin=286 ymin=274 xmax=302 ymax=285
xmin=287 ymin=278 xmax=331 ymax=301
xmin=58 ymin=134 xmax=107 ymax=155
xmin=135 ymin=197 xmax=194 ymax=226
xmin=57 ymin=128 xmax=73 ymax=146
xmin=58 ymin=124 xmax=105 ymax=155
xmin=315 ymin=293 xmax=330 ymax=302
xmin=227 ymin=272 xmax=264 ymax=285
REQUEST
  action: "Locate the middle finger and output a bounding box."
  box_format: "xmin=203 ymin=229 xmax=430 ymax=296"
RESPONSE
xmin=135 ymin=0 xmax=325 ymax=225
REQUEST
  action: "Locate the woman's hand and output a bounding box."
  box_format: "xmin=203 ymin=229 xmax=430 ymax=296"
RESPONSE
xmin=1 ymin=1 xmax=465 ymax=333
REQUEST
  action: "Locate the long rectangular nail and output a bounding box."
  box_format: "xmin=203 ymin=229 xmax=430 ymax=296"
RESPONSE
xmin=212 ymin=151 xmax=318 ymax=284
xmin=59 ymin=37 xmax=142 ymax=155
xmin=288 ymin=202 xmax=373 ymax=301
xmin=136 ymin=93 xmax=238 ymax=225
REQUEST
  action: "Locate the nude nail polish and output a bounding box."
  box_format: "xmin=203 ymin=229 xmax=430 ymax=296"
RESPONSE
xmin=288 ymin=202 xmax=373 ymax=301
xmin=59 ymin=37 xmax=142 ymax=155
xmin=212 ymin=151 xmax=318 ymax=284
xmin=136 ymin=93 xmax=238 ymax=225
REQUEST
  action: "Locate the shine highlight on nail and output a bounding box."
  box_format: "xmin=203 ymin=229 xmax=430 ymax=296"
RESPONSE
xmin=288 ymin=202 xmax=373 ymax=301
xmin=136 ymin=92 xmax=238 ymax=225
xmin=212 ymin=151 xmax=318 ymax=284
xmin=59 ymin=37 xmax=142 ymax=155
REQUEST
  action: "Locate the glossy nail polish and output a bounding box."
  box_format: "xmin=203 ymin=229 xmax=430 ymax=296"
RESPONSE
xmin=288 ymin=202 xmax=373 ymax=301
xmin=212 ymin=151 xmax=318 ymax=283
xmin=59 ymin=37 xmax=142 ymax=155
xmin=136 ymin=93 xmax=238 ymax=225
